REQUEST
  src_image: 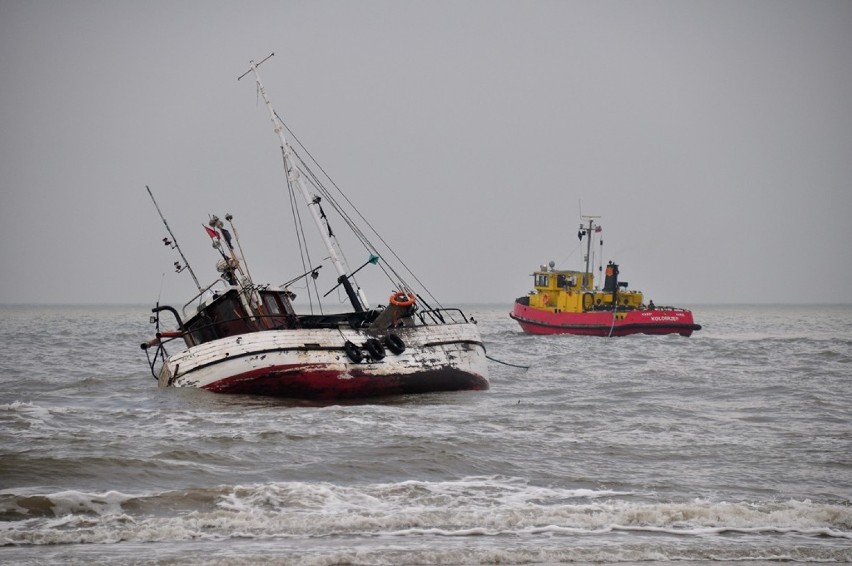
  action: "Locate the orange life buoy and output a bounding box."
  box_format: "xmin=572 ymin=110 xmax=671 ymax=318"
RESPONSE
xmin=389 ymin=291 xmax=416 ymax=308
xmin=542 ymin=294 xmax=550 ymax=305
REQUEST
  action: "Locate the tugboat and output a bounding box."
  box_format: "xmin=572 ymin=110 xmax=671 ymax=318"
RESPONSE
xmin=140 ymin=54 xmax=488 ymax=399
xmin=510 ymin=216 xmax=701 ymax=337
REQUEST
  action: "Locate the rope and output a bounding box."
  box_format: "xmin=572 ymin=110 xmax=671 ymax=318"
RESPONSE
xmin=486 ymin=354 xmax=530 ymax=370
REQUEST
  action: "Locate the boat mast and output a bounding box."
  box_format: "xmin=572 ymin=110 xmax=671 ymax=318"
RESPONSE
xmin=146 ymin=185 xmax=202 ymax=292
xmin=240 ymin=54 xmax=367 ymax=312
xmin=580 ymin=215 xmax=599 ymax=290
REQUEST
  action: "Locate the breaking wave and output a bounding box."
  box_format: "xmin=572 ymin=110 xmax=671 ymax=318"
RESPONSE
xmin=2 ymin=477 xmax=850 ymax=551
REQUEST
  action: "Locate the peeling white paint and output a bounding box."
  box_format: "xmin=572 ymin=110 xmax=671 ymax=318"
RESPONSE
xmin=158 ymin=323 xmax=487 ymax=393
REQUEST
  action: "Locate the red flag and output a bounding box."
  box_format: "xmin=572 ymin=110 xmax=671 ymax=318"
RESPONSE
xmin=595 ymin=226 xmax=602 ymax=232
xmin=204 ymin=225 xmax=220 ymax=239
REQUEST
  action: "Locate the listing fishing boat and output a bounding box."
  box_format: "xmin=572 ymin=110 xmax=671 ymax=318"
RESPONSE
xmin=141 ymin=54 xmax=488 ymax=399
xmin=510 ymin=216 xmax=701 ymax=337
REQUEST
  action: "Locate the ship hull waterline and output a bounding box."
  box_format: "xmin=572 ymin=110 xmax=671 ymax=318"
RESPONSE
xmin=511 ymin=302 xmax=701 ymax=337
xmin=157 ymin=323 xmax=489 ymax=399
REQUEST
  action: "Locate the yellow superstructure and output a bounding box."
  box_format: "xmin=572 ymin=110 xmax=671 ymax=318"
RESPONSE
xmin=529 ymin=267 xmax=644 ymax=313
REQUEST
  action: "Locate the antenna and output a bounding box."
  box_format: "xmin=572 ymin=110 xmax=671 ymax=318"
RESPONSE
xmin=146 ymin=186 xmax=202 ymax=291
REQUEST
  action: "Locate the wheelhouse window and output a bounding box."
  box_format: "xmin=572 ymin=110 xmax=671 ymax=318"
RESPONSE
xmin=557 ymin=274 xmax=577 ymax=289
xmin=260 ymin=290 xmax=296 ymax=329
xmin=185 ymin=289 xmax=258 ymax=344
xmin=209 ymin=293 xmax=257 ymax=337
xmin=534 ymin=274 xmax=550 ymax=287
xmin=262 ymin=293 xmax=282 ymax=314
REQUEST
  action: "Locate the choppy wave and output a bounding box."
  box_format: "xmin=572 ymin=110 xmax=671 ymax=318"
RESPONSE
xmin=2 ymin=478 xmax=850 ymax=549
xmin=2 ymin=305 xmax=852 ymax=564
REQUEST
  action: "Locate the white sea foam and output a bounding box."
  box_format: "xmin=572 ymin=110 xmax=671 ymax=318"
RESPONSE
xmin=1 ymin=401 xmax=53 ymax=418
xmin=45 ymin=489 xmax=136 ymax=517
xmin=3 ymin=480 xmax=850 ymax=551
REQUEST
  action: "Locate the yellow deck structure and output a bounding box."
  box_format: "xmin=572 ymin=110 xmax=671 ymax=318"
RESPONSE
xmin=528 ymin=265 xmax=644 ymax=314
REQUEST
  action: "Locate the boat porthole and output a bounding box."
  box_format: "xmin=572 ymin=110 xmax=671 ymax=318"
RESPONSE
xmin=385 ymin=333 xmax=406 ymax=355
xmin=364 ymin=338 xmax=386 ymax=360
xmin=344 ymin=341 xmax=363 ymax=363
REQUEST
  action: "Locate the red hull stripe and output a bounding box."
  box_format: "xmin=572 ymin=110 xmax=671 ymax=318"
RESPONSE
xmin=202 ymin=363 xmax=489 ymax=399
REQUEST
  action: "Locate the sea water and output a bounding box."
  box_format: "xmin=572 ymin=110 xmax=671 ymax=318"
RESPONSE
xmin=1 ymin=304 xmax=850 ymax=565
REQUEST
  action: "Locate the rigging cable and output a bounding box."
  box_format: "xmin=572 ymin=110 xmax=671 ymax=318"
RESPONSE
xmin=296 ymin=154 xmax=405 ymax=290
xmin=282 ymin=146 xmax=322 ymax=314
xmin=294 ymin=147 xmax=404 ymax=287
xmin=556 ymin=241 xmax=583 ymax=270
xmin=277 ymin=112 xmax=440 ymax=306
xmin=302 ymin=153 xmax=428 ymax=302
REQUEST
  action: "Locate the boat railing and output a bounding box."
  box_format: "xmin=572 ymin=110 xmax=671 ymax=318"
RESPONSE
xmin=415 ymin=308 xmax=469 ymax=326
xmin=182 ymin=279 xmax=233 ymax=319
xmin=152 ymin=304 xmax=184 ymax=330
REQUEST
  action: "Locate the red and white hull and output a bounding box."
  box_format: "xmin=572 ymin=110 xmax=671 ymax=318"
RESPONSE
xmin=158 ymin=323 xmax=488 ymax=399
xmin=511 ymin=301 xmax=700 ymax=337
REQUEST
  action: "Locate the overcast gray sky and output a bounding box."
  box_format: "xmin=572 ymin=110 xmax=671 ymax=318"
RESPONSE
xmin=2 ymin=0 xmax=851 ymax=306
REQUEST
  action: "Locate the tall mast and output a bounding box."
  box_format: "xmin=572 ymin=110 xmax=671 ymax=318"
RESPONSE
xmin=581 ymin=215 xmax=599 ymax=290
xmin=240 ymin=54 xmax=367 ymax=312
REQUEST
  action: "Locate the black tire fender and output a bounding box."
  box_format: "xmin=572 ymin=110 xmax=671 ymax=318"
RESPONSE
xmin=384 ymin=333 xmax=406 ymax=355
xmin=344 ymin=340 xmax=363 ymax=363
xmin=364 ymin=338 xmax=386 ymax=360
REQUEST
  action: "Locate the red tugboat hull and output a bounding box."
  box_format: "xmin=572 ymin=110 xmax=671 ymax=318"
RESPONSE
xmin=511 ymin=301 xmax=701 ymax=337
